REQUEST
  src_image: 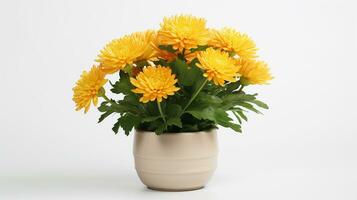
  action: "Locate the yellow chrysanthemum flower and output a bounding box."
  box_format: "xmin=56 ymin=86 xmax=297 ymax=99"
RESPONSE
xmin=209 ymin=28 xmax=258 ymax=59
xmin=97 ymin=30 xmax=157 ymax=74
xmin=152 ymin=44 xmax=177 ymax=62
xmin=197 ymin=48 xmax=240 ymax=86
xmin=130 ymin=66 xmax=180 ymax=103
xmin=72 ymin=66 xmax=107 ymax=113
xmin=157 ymin=15 xmax=210 ymax=51
xmin=184 ymin=51 xmax=200 ymax=62
xmin=238 ymin=59 xmax=273 ymax=85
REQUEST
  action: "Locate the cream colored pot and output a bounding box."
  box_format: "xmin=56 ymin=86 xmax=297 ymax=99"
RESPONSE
xmin=133 ymin=129 xmax=218 ymax=191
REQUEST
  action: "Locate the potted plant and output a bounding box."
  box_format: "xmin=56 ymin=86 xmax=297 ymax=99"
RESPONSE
xmin=72 ymin=14 xmax=272 ymax=191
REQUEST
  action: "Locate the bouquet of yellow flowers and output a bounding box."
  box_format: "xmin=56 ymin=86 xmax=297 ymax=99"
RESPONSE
xmin=73 ymin=15 xmax=272 ymax=135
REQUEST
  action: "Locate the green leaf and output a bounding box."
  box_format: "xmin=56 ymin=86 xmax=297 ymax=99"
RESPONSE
xmin=154 ymin=123 xmax=167 ymax=135
xmin=116 ymin=102 xmax=140 ymax=114
xmin=186 ymin=106 xmax=216 ymax=122
xmin=110 ymin=71 xmax=133 ymax=95
xmin=222 ymin=93 xmax=257 ymax=103
xmin=166 ymin=104 xmax=182 ymax=118
xmin=196 ymin=93 xmax=223 ymax=105
xmin=98 ymin=102 xmax=110 ymax=112
xmin=145 ymin=119 xmax=163 ymax=131
xmin=116 ymin=94 xmax=143 ymax=114
xmin=189 ymin=45 xmax=209 ymax=53
xmin=232 ymin=111 xmax=242 ymax=124
xmin=113 ymin=113 xmax=141 ymax=135
xmin=144 ymin=101 xmax=159 ymax=116
xmin=112 ymin=119 xmax=120 ymax=134
xmin=167 ymin=117 xmax=182 ymax=128
xmin=227 ymin=122 xmax=242 ymax=132
xmin=249 ymin=100 xmax=269 ymax=109
xmin=158 ymin=45 xmax=176 ymax=53
xmin=123 ymin=93 xmax=139 ymax=103
xmin=170 ymin=59 xmax=203 ymax=86
xmin=197 ymin=120 xmax=217 ymax=131
xmin=181 ymin=124 xmax=199 ymax=132
xmin=141 ymin=116 xmax=161 ymax=123
xmin=237 ymin=102 xmax=261 ymax=114
xmin=214 ymin=109 xmax=241 ymax=133
xmin=236 ymin=110 xmax=248 ymax=121
xmin=192 ymin=77 xmax=207 ymax=94
xmin=214 ymin=109 xmax=232 ymax=124
xmin=225 ymin=81 xmax=240 ymax=93
xmin=98 ymin=110 xmax=114 ymax=123
xmin=220 ymin=93 xmax=258 ymax=110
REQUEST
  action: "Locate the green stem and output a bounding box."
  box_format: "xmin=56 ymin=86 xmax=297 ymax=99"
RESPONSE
xmin=102 ymin=95 xmax=110 ymax=102
xmin=179 ymin=79 xmax=208 ymax=116
xmin=157 ymin=101 xmax=166 ymax=123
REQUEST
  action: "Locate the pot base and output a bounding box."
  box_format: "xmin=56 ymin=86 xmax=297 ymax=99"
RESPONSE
xmin=147 ymin=186 xmax=204 ymax=192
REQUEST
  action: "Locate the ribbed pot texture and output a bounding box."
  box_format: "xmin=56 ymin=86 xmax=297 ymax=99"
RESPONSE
xmin=133 ymin=129 xmax=218 ymax=191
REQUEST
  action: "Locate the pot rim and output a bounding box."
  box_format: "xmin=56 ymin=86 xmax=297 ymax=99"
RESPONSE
xmin=135 ymin=128 xmax=217 ymax=135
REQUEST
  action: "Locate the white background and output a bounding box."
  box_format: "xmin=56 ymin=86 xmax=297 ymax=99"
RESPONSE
xmin=1 ymin=0 xmax=357 ymax=199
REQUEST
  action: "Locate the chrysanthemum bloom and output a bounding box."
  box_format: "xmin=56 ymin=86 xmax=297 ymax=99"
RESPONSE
xmin=72 ymin=66 xmax=107 ymax=113
xmin=209 ymin=28 xmax=258 ymax=59
xmin=152 ymin=44 xmax=177 ymax=62
xmin=97 ymin=30 xmax=157 ymax=74
xmin=157 ymin=15 xmax=210 ymax=51
xmin=197 ymin=48 xmax=240 ymax=86
xmin=130 ymin=66 xmax=180 ymax=103
xmin=184 ymin=51 xmax=200 ymax=62
xmin=238 ymin=59 xmax=273 ymax=85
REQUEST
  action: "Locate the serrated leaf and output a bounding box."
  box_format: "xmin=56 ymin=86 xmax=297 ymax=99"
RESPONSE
xmin=237 ymin=102 xmax=261 ymax=114
xmin=227 ymin=122 xmax=242 ymax=132
xmin=236 ymin=111 xmax=248 ymax=121
xmin=167 ymin=117 xmax=182 ymax=128
xmin=196 ymin=93 xmax=223 ymax=105
xmin=181 ymin=124 xmax=199 ymax=132
xmin=141 ymin=116 xmax=161 ymax=123
xmin=144 ymin=101 xmax=159 ymax=116
xmin=232 ymin=111 xmax=242 ymax=124
xmin=214 ymin=109 xmax=241 ymax=132
xmin=123 ymin=93 xmax=139 ymax=103
xmin=197 ymin=120 xmax=217 ymax=131
xmin=154 ymin=123 xmax=167 ymax=135
xmin=249 ymin=100 xmax=269 ymax=109
xmin=214 ymin=109 xmax=232 ymax=124
xmin=98 ymin=110 xmax=114 ymax=123
xmin=112 ymin=119 xmax=120 ymax=134
xmin=113 ymin=113 xmax=141 ymax=135
xmin=166 ymin=104 xmax=182 ymax=117
xmin=170 ymin=59 xmax=203 ymax=86
xmin=186 ymin=106 xmax=216 ymax=122
xmin=116 ymin=100 xmax=141 ymax=114
xmin=110 ymin=71 xmax=133 ymax=95
xmin=98 ymin=102 xmax=110 ymax=112
xmin=222 ymin=93 xmax=257 ymax=103
xmin=220 ymin=93 xmax=258 ymax=110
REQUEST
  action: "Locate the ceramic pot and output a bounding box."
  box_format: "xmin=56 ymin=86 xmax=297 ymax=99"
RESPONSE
xmin=133 ymin=129 xmax=218 ymax=191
